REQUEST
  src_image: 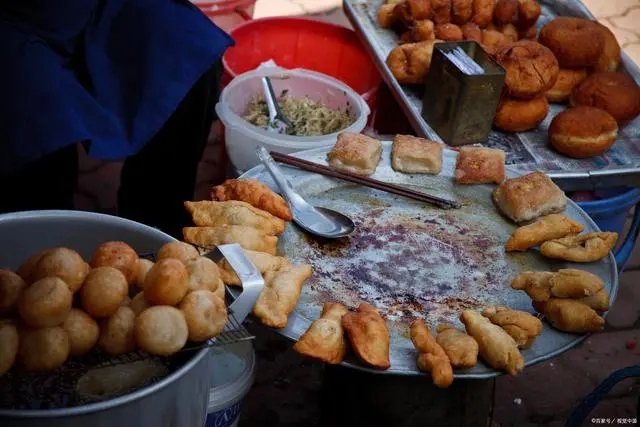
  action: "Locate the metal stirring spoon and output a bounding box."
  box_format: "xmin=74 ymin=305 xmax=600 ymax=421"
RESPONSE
xmin=261 ymin=76 xmax=293 ymax=134
xmin=256 ymin=146 xmax=356 ymax=239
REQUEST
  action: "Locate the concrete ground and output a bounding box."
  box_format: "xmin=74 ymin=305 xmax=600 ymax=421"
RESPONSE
xmin=235 ymin=1 xmax=640 ymax=427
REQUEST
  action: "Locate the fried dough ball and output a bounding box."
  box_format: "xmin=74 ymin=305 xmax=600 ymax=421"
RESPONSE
xmin=451 ymin=0 xmax=472 ymax=24
xmin=515 ymin=0 xmax=540 ymax=30
xmin=31 ymin=247 xmax=89 ymax=292
xmin=493 ymin=0 xmax=517 ymax=25
xmin=19 ymin=277 xmax=73 ymax=327
xmin=186 ymin=257 xmax=225 ymax=300
xmin=548 ymin=106 xmax=618 ymax=159
xmin=435 ymin=23 xmax=464 ymax=41
xmin=134 ymin=259 xmax=154 ymax=289
xmin=156 ymin=241 xmax=200 ymax=265
xmin=496 ymin=40 xmax=559 ymax=99
xmin=461 ymin=22 xmax=482 ymax=43
xmin=130 ymin=292 xmax=152 ymax=315
xmin=432 ymin=0 xmax=451 ymax=24
xmin=400 ymin=31 xmax=414 ymax=44
xmin=494 ymin=96 xmax=549 ymax=132
xmin=545 ymin=68 xmax=588 ymax=103
xmin=80 ymin=267 xmax=128 ymax=318
xmin=387 ymin=40 xmax=439 ymax=84
xmin=481 ymin=29 xmax=510 ymax=56
xmin=500 ymin=23 xmax=518 ymax=42
xmin=0 ymin=269 xmax=27 ymax=315
xmin=17 ymin=250 xmax=50 ymax=284
xmin=413 ymin=19 xmax=436 ymax=41
xmin=179 ymin=291 xmax=228 ymax=342
xmin=63 ymin=308 xmax=99 ymax=356
xmin=143 ymin=259 xmax=189 ymax=306
xmin=18 ymin=326 xmax=69 ymax=372
xmin=518 ymin=25 xmax=537 ymax=40
xmin=0 ymin=321 xmax=18 ymax=375
xmin=570 ymin=72 xmax=640 ymax=123
xmin=90 ymin=241 xmax=140 ymax=285
xmin=407 ymin=0 xmax=433 ymax=20
xmin=594 ymin=23 xmax=621 ymax=72
xmin=472 ymin=0 xmax=496 ymax=27
xmin=393 ymin=1 xmax=415 ymax=27
xmin=378 ymin=3 xmax=397 ymax=28
xmin=99 ymin=306 xmax=137 ymax=356
xmin=135 ymin=306 xmax=188 ymax=356
xmin=539 ymin=17 xmax=604 ymax=68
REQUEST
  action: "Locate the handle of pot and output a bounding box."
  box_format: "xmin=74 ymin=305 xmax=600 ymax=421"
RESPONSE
xmin=218 ymin=243 xmax=264 ymax=324
xmin=614 ymin=202 xmax=640 ymax=271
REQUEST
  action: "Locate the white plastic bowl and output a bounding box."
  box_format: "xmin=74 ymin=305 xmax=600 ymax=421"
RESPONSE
xmin=215 ymin=66 xmax=370 ymax=173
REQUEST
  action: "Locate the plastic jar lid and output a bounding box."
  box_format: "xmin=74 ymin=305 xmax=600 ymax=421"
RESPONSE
xmin=208 ymin=341 xmax=256 ymax=412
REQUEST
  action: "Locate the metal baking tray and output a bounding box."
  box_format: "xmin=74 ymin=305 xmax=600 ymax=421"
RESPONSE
xmin=344 ymin=0 xmax=640 ymax=191
xmin=241 ymin=142 xmax=618 ymax=377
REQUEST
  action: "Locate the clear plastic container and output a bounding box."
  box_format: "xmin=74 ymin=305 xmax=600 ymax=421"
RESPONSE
xmin=215 ymin=66 xmax=370 ymax=173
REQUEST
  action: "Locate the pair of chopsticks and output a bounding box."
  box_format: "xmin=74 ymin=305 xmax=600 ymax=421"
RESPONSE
xmin=269 ymin=151 xmax=461 ymax=210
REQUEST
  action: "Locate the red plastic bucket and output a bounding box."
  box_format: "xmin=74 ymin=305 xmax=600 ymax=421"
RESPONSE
xmin=222 ymin=17 xmax=382 ymax=115
xmin=192 ymin=0 xmax=255 ymax=32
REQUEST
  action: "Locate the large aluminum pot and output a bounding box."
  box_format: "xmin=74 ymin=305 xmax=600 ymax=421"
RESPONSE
xmin=0 ymin=210 xmax=212 ymax=427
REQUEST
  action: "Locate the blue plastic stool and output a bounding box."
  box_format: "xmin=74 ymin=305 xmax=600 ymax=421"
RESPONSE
xmin=577 ymin=188 xmax=640 ymax=271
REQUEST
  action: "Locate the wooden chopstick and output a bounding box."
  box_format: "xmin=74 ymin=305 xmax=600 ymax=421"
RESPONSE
xmin=269 ymin=151 xmax=461 ymax=209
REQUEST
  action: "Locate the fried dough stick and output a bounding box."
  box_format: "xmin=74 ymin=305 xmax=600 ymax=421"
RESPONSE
xmin=411 ymin=319 xmax=454 ymax=387
xmin=461 ymin=310 xmax=524 ymax=375
xmin=435 ymin=323 xmax=478 ymax=369
xmin=482 ymin=306 xmax=542 ymax=349
xmin=293 ymin=303 xmax=349 ymax=364
xmin=505 ymin=214 xmax=584 ymax=252
xmin=342 ymin=304 xmax=391 ymax=370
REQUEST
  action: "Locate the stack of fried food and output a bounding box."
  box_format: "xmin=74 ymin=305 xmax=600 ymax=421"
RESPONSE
xmin=381 ymin=0 xmax=543 ymax=84
xmin=0 ymin=240 xmax=228 ymax=375
xmin=183 ymin=179 xmax=312 ymax=329
xmin=538 ymin=16 xmax=640 ymax=158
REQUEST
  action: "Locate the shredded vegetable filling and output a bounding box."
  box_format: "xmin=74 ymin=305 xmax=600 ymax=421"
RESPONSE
xmin=243 ymin=91 xmax=356 ymax=136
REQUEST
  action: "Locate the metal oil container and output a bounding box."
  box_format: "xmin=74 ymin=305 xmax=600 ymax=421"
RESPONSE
xmin=422 ymin=41 xmax=505 ymax=147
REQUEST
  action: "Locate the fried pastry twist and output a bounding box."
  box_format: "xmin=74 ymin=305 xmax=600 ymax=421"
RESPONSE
xmin=511 ymin=269 xmax=604 ymax=302
xmin=540 ymin=232 xmax=618 ymax=262
xmin=411 ymin=319 xmax=454 ymax=387
xmin=533 ymin=298 xmax=605 ymax=333
xmin=435 ymin=323 xmax=479 ymax=369
xmin=481 ymin=306 xmax=542 ymax=349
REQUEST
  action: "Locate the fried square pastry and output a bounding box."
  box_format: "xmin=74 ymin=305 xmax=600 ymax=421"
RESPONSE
xmin=454 ymin=146 xmax=506 ymax=185
xmin=481 ymin=306 xmax=543 ymax=349
xmin=540 ymin=232 xmax=618 ymax=262
xmin=533 ymin=298 xmax=605 ymax=333
xmin=391 ymin=135 xmax=443 ymax=174
xmin=327 ymin=132 xmax=382 ymax=176
xmin=211 ymin=179 xmax=292 ymax=221
xmin=342 ymin=303 xmax=391 ymax=370
xmin=216 ymin=249 xmax=290 ymax=286
xmin=492 ymin=171 xmax=567 ymax=223
xmin=410 ymin=319 xmax=453 ymax=388
xmin=184 ymin=201 xmax=286 ymax=236
xmin=252 ymin=264 xmax=313 ymax=329
xmin=505 ymin=213 xmax=584 ymax=251
xmin=293 ymin=303 xmax=349 ymax=364
xmin=183 ymin=226 xmax=278 ymax=255
xmin=460 ymin=310 xmax=524 ymax=375
xmin=435 ymin=323 xmax=479 ymax=369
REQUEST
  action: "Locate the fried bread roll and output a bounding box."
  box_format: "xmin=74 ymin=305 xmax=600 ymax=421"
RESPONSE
xmin=432 ymin=0 xmax=452 ymax=24
xmin=143 ymin=259 xmax=189 ymax=306
xmin=480 ymin=29 xmax=510 ymax=56
xmin=493 ymin=0 xmax=517 ymax=25
xmin=134 ymin=259 xmax=154 ymax=289
xmin=129 ymin=292 xmax=152 ymax=315
xmin=17 ymin=250 xmax=50 ymax=284
xmin=135 ymin=306 xmax=188 ymax=356
xmin=211 ymin=179 xmax=292 ymax=222
xmin=435 ymin=323 xmax=479 ymax=369
xmin=216 ymin=249 xmax=291 ymax=286
xmin=461 ymin=22 xmax=483 ymax=43
xmin=342 ymin=304 xmax=391 ymax=370
xmin=183 ymin=226 xmax=278 ymax=255
xmin=19 ymin=277 xmax=73 ymax=327
xmin=540 ymin=232 xmax=618 ymax=262
xmin=544 ymin=68 xmax=588 ymax=103
xmin=184 ymin=201 xmax=286 ymax=236
xmin=594 ymin=23 xmax=621 ymax=72
xmin=435 ymin=23 xmax=464 ymax=41
xmin=482 ymin=306 xmax=542 ymax=349
xmin=461 ymin=310 xmax=524 ymax=375
xmin=33 ymin=247 xmax=90 ymax=292
xmin=496 ymin=41 xmax=559 ymax=99
xmin=549 ymin=106 xmax=618 ymax=159
xmin=570 ymin=72 xmax=640 ymax=123
xmin=252 ymin=265 xmax=312 ymax=329
xmin=412 ymin=19 xmax=436 ymax=41
xmin=410 ymin=320 xmax=453 ymax=388
xmin=533 ymin=298 xmax=604 ymax=333
xmin=515 ymin=0 xmax=540 ymax=30
xmin=179 ymin=290 xmax=227 ymax=342
xmin=293 ymin=303 xmax=349 ymax=364
xmin=80 ymin=267 xmax=129 ymax=318
xmin=493 ymin=96 xmax=549 ymax=132
xmin=505 ymin=213 xmax=584 ymax=251
xmin=64 ymin=308 xmax=99 ymax=356
xmin=186 ymin=257 xmax=225 ymax=300
xmin=156 ymin=241 xmax=200 ymax=264
xmin=538 ymin=17 xmax=603 ymax=68
xmin=19 ymin=325 xmax=70 ymax=372
xmin=99 ymin=306 xmax=137 ymax=356
xmin=90 ymin=242 xmax=139 ymax=286
xmin=511 ymin=269 xmax=604 ymax=301
xmin=387 ymin=40 xmax=439 ymax=84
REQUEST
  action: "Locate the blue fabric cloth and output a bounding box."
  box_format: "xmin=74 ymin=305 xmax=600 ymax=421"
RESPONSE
xmin=0 ymin=0 xmax=234 ymax=174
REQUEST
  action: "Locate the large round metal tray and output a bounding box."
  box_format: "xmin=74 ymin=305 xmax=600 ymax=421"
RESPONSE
xmin=241 ymin=142 xmax=619 ymax=377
